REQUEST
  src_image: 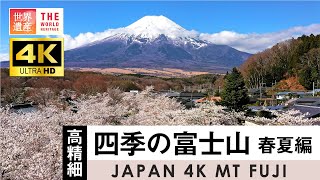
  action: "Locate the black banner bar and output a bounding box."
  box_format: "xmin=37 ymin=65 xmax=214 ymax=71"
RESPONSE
xmin=63 ymin=126 xmax=87 ymax=180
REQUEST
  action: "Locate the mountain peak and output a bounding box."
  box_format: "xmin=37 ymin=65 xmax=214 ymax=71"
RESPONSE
xmin=124 ymin=15 xmax=196 ymax=39
xmin=65 ymin=15 xmax=251 ymax=72
xmin=126 ymin=15 xmax=183 ymax=30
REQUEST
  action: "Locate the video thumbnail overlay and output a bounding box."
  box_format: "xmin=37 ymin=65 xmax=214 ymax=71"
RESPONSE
xmin=63 ymin=126 xmax=320 ymax=180
xmin=9 ymin=8 xmax=63 ymax=35
xmin=9 ymin=38 xmax=64 ymax=77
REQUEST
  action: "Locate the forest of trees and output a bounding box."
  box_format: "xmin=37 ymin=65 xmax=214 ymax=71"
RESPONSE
xmin=240 ymin=34 xmax=320 ymax=90
xmin=0 ymin=69 xmax=221 ymax=104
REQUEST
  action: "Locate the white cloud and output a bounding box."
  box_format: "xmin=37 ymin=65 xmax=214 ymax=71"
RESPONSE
xmin=199 ymin=24 xmax=320 ymax=53
xmin=2 ymin=21 xmax=319 ymax=56
xmin=60 ymin=28 xmax=124 ymax=50
xmin=61 ymin=29 xmax=199 ymax=51
xmin=62 ymin=23 xmax=320 ymax=53
xmin=0 ymin=53 xmax=9 ymax=62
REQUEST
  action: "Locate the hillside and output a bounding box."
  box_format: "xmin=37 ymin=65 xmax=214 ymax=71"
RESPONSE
xmin=240 ymin=34 xmax=320 ymax=90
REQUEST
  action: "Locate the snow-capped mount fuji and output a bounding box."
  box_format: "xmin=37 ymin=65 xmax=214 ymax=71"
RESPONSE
xmin=124 ymin=15 xmax=197 ymax=40
xmin=65 ymin=15 xmax=251 ymax=72
xmin=85 ymin=16 xmax=205 ymax=48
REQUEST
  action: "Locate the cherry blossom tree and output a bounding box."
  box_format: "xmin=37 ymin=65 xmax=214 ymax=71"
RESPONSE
xmin=0 ymin=87 xmax=319 ymax=179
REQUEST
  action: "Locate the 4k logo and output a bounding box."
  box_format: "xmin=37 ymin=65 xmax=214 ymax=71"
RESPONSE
xmin=10 ymin=38 xmax=64 ymax=76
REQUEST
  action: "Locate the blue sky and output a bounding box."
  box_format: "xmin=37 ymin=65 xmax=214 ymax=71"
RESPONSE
xmin=1 ymin=1 xmax=320 ymax=57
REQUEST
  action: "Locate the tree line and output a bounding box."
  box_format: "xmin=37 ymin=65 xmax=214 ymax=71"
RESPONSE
xmin=0 ymin=69 xmax=221 ymax=104
xmin=240 ymin=34 xmax=320 ymax=90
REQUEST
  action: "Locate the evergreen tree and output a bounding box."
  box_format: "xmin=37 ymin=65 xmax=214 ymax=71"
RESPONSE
xmin=299 ymin=67 xmax=313 ymax=90
xmin=214 ymin=89 xmax=220 ymax=96
xmin=221 ymin=68 xmax=249 ymax=112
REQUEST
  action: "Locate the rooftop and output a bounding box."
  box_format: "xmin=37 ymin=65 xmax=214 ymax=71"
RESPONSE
xmin=290 ymin=105 xmax=320 ymax=118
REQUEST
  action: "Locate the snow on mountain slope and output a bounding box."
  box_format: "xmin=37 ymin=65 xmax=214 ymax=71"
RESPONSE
xmin=125 ymin=15 xmax=197 ymax=40
xmin=65 ymin=15 xmax=251 ymax=72
xmin=80 ymin=15 xmax=204 ymax=48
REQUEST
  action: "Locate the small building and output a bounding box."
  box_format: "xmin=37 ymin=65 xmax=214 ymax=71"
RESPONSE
xmin=248 ymin=106 xmax=263 ymax=112
xmin=164 ymin=92 xmax=206 ymax=109
xmin=163 ymin=92 xmax=180 ymax=98
xmin=295 ymin=97 xmax=320 ymax=106
xmin=290 ymin=105 xmax=320 ymax=118
xmin=196 ymin=96 xmax=221 ymax=103
xmin=265 ymin=105 xmax=284 ymax=111
xmin=247 ymin=88 xmax=260 ymax=97
xmin=179 ymin=92 xmax=206 ymax=100
xmin=276 ymin=92 xmax=291 ymax=100
xmin=248 ymin=105 xmax=284 ymax=112
xmin=165 ymin=92 xmax=206 ymax=100
xmin=276 ymin=91 xmax=312 ymax=100
xmin=310 ymin=89 xmax=320 ymax=95
xmin=129 ymin=90 xmax=139 ymax=94
xmin=10 ymin=103 xmax=37 ymax=113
